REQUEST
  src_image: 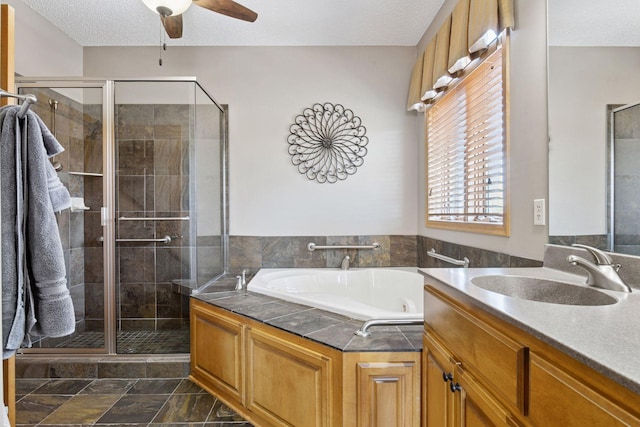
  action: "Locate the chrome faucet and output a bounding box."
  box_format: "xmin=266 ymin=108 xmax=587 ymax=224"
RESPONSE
xmin=341 ymin=255 xmax=351 ymax=270
xmin=567 ymin=244 xmax=632 ymax=293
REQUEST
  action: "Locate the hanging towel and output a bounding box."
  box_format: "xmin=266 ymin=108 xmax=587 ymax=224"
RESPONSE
xmin=1 ymin=105 xmax=75 ymax=358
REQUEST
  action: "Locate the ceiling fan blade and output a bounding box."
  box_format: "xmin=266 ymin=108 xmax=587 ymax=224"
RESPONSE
xmin=161 ymin=14 xmax=183 ymax=38
xmin=193 ymin=0 xmax=258 ymax=22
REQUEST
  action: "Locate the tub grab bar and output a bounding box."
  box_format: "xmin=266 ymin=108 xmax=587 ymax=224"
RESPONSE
xmin=307 ymin=242 xmax=380 ymax=252
xmin=427 ymin=248 xmax=470 ymax=268
xmin=119 ymin=216 xmax=190 ymax=221
xmin=355 ymin=318 xmax=424 ymax=338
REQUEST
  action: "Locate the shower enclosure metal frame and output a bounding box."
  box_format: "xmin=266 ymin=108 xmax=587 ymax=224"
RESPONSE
xmin=14 ymin=76 xmax=229 ymax=355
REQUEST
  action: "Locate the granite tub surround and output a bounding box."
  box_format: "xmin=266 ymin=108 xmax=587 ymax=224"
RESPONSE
xmin=191 ymin=276 xmax=423 ymax=353
xmin=228 ymin=235 xmax=543 ymax=276
xmin=419 ymin=246 xmax=640 ymax=395
xmin=417 ymin=235 xmax=543 ymax=269
xmin=229 ymin=235 xmax=417 ymax=272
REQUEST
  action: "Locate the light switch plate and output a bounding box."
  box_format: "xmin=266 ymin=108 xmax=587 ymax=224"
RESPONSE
xmin=534 ymin=199 xmax=545 ymax=226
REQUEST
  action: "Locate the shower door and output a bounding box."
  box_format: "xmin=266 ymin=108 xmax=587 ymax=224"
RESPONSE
xmin=16 ymin=81 xmax=112 ymax=353
xmin=611 ymin=101 xmax=640 ymax=255
xmin=15 ymin=78 xmax=226 ymax=355
xmin=113 ymin=80 xmax=225 ymax=354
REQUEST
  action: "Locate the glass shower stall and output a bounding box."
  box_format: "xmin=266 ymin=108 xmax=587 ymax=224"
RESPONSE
xmin=15 ymin=78 xmax=228 ymax=355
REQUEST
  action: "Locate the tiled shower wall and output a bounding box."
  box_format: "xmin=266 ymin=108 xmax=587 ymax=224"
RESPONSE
xmin=228 ymin=235 xmax=542 ymax=273
xmin=111 ymin=104 xmax=192 ymax=331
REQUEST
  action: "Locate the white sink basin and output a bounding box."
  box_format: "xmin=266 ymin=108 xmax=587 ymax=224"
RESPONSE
xmin=470 ymin=275 xmax=618 ymax=306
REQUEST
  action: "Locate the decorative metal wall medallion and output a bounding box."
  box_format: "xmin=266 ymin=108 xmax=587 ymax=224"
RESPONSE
xmin=287 ymin=102 xmax=368 ymax=183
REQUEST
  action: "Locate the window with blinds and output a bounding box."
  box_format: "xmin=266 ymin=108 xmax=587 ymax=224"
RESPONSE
xmin=426 ymin=43 xmax=509 ymax=235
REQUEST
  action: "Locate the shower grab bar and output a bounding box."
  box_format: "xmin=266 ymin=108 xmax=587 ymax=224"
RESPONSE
xmin=307 ymin=242 xmax=380 ymax=252
xmin=97 ymin=235 xmax=177 ymax=244
xmin=427 ymin=248 xmax=470 ymax=268
xmin=0 ymin=89 xmax=37 ymax=118
xmin=354 ymin=318 xmax=424 ymax=338
xmin=118 ymin=216 xmax=190 ymax=221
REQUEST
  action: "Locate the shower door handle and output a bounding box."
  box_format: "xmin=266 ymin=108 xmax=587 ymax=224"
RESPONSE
xmin=101 ymin=207 xmax=109 ymax=226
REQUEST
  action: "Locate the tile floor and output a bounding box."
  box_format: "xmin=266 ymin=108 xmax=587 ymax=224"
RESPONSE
xmin=16 ymin=377 xmax=253 ymax=426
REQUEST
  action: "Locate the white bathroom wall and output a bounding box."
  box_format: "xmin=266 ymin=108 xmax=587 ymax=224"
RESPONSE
xmin=548 ymin=46 xmax=640 ymax=236
xmin=415 ymin=0 xmax=549 ymax=261
xmin=4 ymin=0 xmax=82 ymax=77
xmin=83 ymin=46 xmax=419 ymax=237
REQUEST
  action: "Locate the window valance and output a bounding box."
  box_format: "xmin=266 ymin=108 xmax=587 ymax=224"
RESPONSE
xmin=406 ymin=0 xmax=514 ymax=112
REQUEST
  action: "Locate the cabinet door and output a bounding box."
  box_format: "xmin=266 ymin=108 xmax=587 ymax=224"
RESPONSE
xmin=190 ymin=300 xmax=244 ymax=404
xmin=528 ymin=353 xmax=639 ymax=426
xmin=356 ymin=361 xmax=417 ymax=427
xmin=423 ymin=333 xmax=456 ymax=427
xmin=455 ymin=367 xmax=519 ymax=427
xmin=246 ymin=327 xmax=333 ymax=427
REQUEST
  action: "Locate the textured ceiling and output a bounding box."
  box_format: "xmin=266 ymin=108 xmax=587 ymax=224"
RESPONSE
xmin=16 ymin=0 xmax=447 ymax=47
xmin=548 ymin=0 xmax=640 ymax=46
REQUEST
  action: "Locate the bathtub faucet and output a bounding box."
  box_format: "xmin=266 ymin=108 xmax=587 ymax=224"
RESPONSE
xmin=341 ymin=255 xmax=350 ymax=270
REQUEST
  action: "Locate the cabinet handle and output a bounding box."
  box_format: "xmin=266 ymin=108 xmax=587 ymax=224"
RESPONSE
xmin=450 ymin=382 xmax=462 ymax=393
xmin=442 ymin=372 xmax=453 ymax=382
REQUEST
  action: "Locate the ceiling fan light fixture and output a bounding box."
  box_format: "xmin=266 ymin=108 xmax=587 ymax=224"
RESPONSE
xmin=142 ymin=0 xmax=192 ymax=16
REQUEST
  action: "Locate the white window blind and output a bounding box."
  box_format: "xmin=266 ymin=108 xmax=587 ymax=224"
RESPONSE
xmin=427 ymin=45 xmax=506 ymax=231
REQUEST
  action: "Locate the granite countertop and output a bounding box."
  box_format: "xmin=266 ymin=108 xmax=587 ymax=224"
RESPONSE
xmin=191 ymin=276 xmax=422 ymax=353
xmin=419 ymin=266 xmax=640 ymax=395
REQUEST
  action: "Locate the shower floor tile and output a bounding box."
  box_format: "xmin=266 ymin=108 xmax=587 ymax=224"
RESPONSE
xmin=50 ymin=330 xmax=190 ymax=354
xmin=16 ymin=378 xmax=253 ymax=427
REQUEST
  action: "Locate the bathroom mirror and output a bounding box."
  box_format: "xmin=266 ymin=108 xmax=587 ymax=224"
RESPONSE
xmin=547 ymin=0 xmax=640 ymax=254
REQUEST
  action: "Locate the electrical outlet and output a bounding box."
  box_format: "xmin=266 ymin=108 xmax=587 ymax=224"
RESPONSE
xmin=534 ymin=199 xmax=545 ymax=226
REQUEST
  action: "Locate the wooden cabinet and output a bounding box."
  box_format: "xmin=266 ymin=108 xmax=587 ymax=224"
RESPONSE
xmin=190 ymin=300 xmax=244 ymax=405
xmin=528 ymin=353 xmax=639 ymax=426
xmin=343 ymin=353 xmax=421 ymax=427
xmin=246 ymin=327 xmax=334 ymax=427
xmin=190 ymin=298 xmax=421 ymax=427
xmin=423 ymin=282 xmax=640 ymax=427
xmin=423 ymin=332 xmax=516 ymax=427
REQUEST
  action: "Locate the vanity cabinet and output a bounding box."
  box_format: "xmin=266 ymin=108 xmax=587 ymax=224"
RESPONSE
xmin=423 ymin=283 xmax=640 ymax=427
xmin=343 ymin=352 xmax=421 ymax=427
xmin=423 ymin=288 xmax=524 ymax=427
xmin=191 ymin=298 xmax=421 ymax=427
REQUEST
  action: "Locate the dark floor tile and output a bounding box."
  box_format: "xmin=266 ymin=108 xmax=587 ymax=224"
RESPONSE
xmin=40 ymin=394 xmax=120 ymax=424
xmin=173 ymin=379 xmax=206 ymax=394
xmin=208 ymin=399 xmax=247 ymax=422
xmin=152 ymin=393 xmax=216 ymax=422
xmin=97 ymin=394 xmax=169 ymax=424
xmin=15 ymin=379 xmax=48 ymax=395
xmin=204 ymin=424 xmax=254 ymax=427
xmin=15 ymin=394 xmax=71 ymax=424
xmin=127 ymin=378 xmax=181 ymax=395
xmin=79 ymin=379 xmax=137 ymax=394
xmin=31 ymin=379 xmax=92 ymax=395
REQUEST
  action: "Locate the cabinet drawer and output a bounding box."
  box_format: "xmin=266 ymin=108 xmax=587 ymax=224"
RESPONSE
xmin=424 ymin=288 xmax=527 ymax=412
xmin=529 ymin=353 xmax=639 ymax=426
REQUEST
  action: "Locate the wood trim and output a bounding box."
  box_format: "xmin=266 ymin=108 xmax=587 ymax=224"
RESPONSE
xmin=2 ymin=357 xmax=15 ymax=427
xmin=1 ymin=4 xmax=14 ymax=104
xmin=1 ymin=6 xmax=16 ymax=427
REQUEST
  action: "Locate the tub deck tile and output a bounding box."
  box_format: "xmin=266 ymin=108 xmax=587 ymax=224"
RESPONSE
xmin=192 ymin=284 xmax=423 ymax=353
